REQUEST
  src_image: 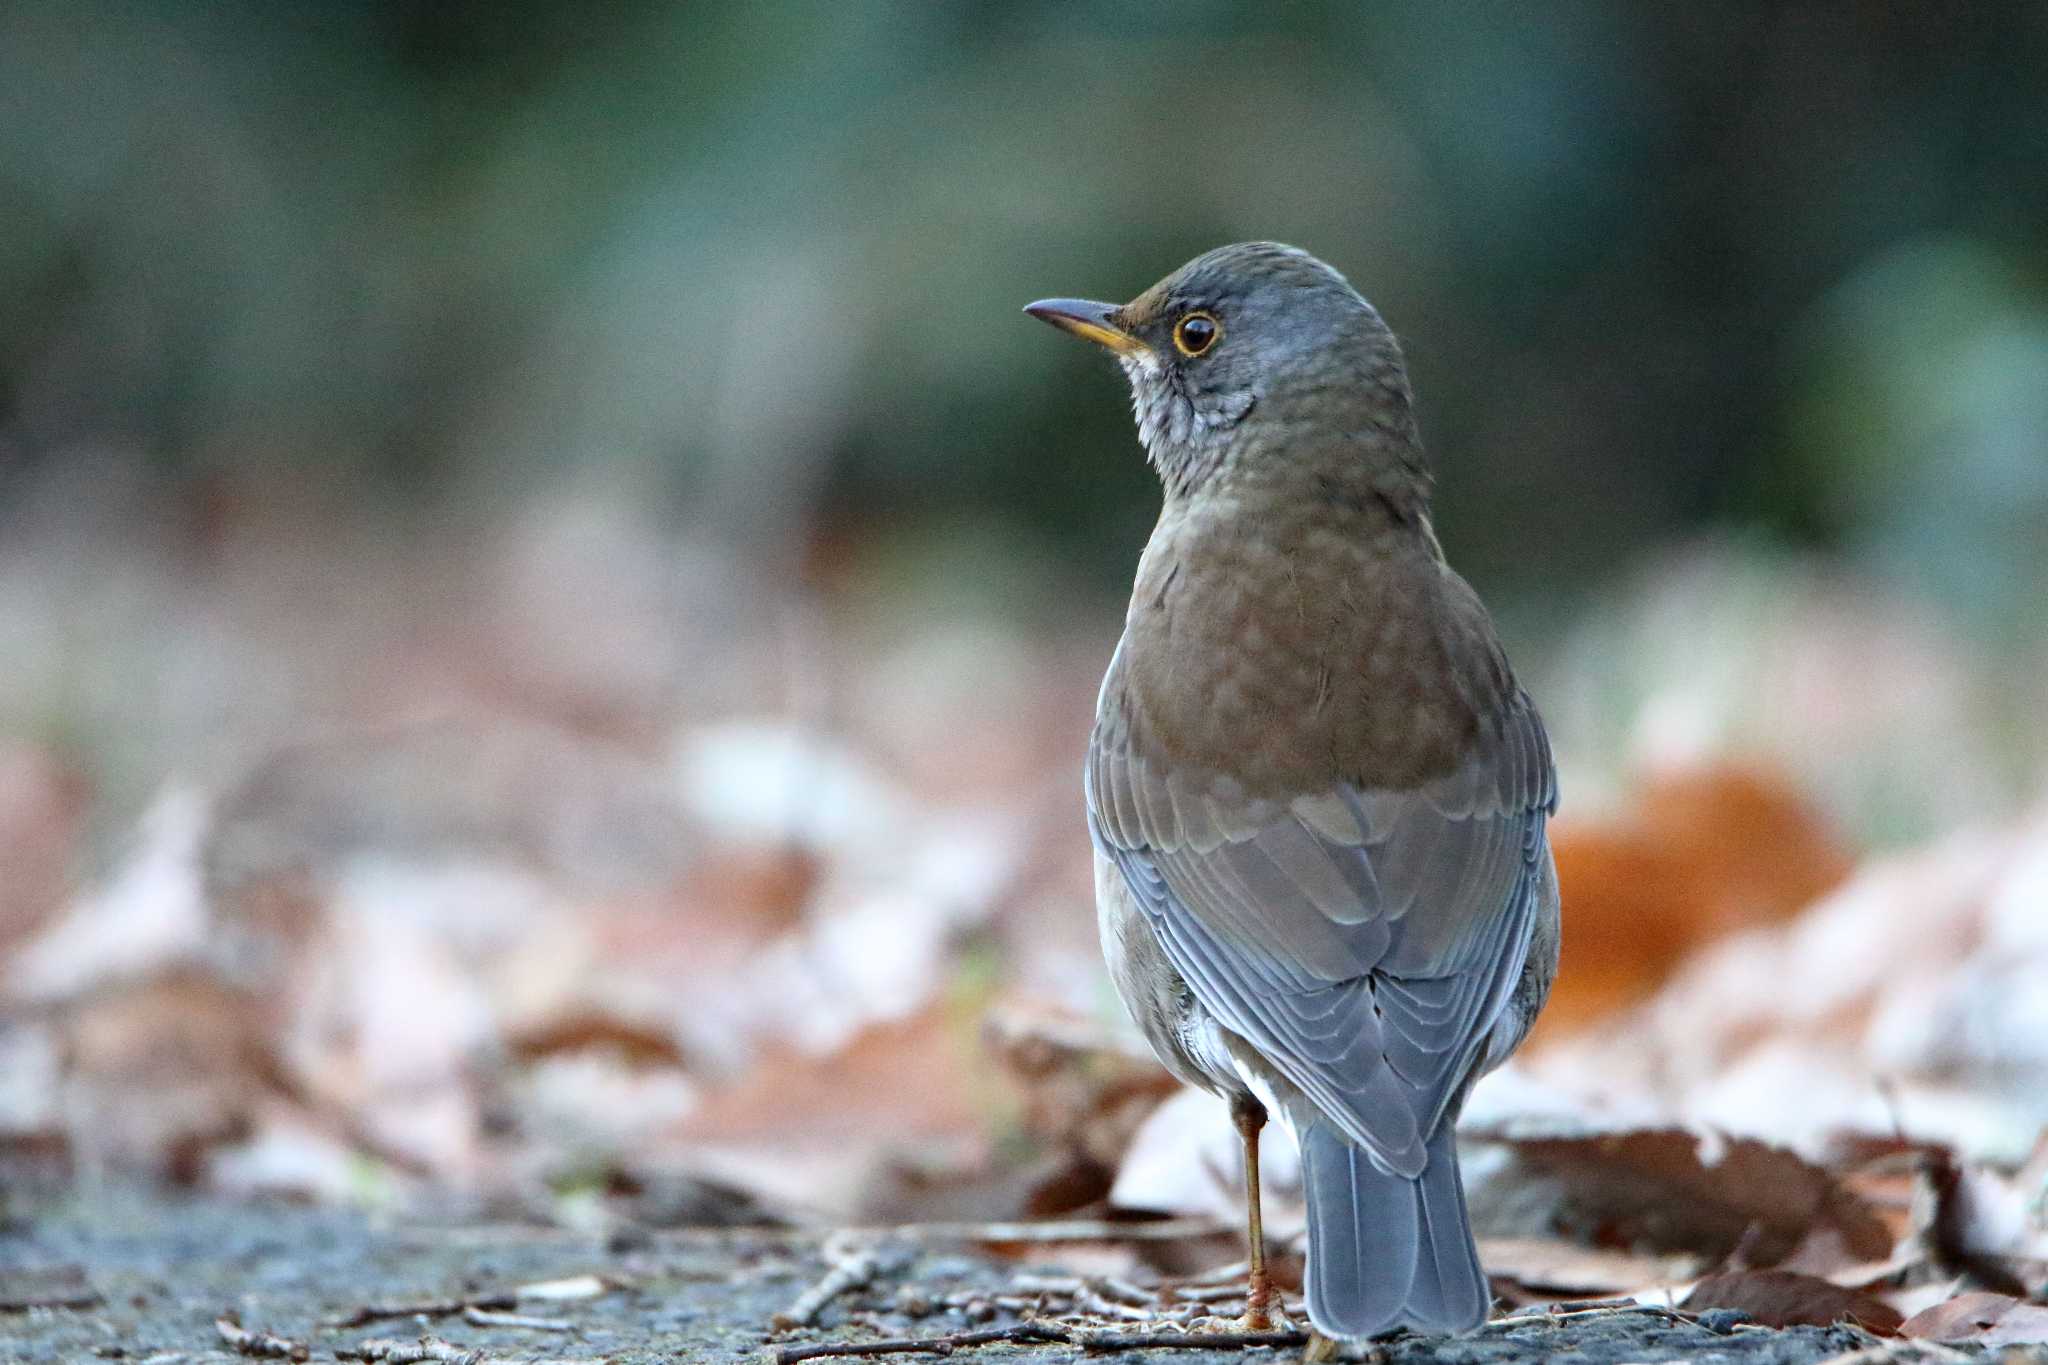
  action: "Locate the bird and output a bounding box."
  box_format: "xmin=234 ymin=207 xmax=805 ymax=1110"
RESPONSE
xmin=1025 ymin=243 xmax=1560 ymax=1345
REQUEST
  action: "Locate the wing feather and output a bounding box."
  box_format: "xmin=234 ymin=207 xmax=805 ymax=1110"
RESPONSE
xmin=1089 ymin=689 xmax=1557 ymax=1169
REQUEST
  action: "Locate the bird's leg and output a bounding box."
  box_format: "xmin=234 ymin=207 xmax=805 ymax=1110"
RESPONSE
xmin=1230 ymin=1092 xmax=1276 ymax=1331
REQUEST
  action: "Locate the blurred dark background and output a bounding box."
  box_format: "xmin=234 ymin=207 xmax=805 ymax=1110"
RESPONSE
xmin=6 ymin=2 xmax=2045 ymax=595
xmin=2 ymin=1 xmax=2046 ymax=1212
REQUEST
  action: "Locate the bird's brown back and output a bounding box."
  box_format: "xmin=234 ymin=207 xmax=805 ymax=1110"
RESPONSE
xmin=1105 ymin=461 xmax=1516 ymax=801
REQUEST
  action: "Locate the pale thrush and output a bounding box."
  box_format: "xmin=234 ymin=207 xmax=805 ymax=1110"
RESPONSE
xmin=1027 ymin=242 xmax=1560 ymax=1342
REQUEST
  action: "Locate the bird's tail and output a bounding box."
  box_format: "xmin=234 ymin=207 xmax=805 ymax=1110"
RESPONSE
xmin=1298 ymin=1119 xmax=1488 ymax=1339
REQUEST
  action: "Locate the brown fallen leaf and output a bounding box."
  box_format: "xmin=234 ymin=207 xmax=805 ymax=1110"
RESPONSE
xmin=677 ymin=1006 xmax=988 ymax=1220
xmin=1900 ymin=1291 xmax=2048 ymax=1346
xmin=1468 ymin=1126 xmax=1893 ymax=1266
xmin=1479 ymin=1236 xmax=1703 ymax=1298
xmin=983 ymin=1000 xmax=1178 ymax=1173
xmin=1683 ymin=1268 xmax=1902 ymax=1334
xmin=54 ymin=968 xmax=271 ymax=1181
xmin=1826 ymin=1135 xmax=1942 ymax=1253
xmin=506 ymin=1013 xmax=691 ymax=1069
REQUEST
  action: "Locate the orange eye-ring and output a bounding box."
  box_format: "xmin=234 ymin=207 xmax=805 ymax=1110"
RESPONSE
xmin=1173 ymin=311 xmax=1220 ymax=358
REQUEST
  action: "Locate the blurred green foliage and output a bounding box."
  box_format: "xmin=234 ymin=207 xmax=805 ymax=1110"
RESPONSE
xmin=2 ymin=1 xmax=2044 ymax=625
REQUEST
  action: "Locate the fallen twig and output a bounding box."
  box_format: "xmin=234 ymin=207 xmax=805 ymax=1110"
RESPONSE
xmin=773 ymin=1236 xmax=911 ymax=1331
xmin=1094 ymin=1277 xmax=1156 ymax=1307
xmin=326 ymin=1273 xmax=612 ymax=1331
xmin=882 ymin=1218 xmax=1227 ymax=1245
xmin=1074 ymin=1327 xmax=1309 ymax=1352
xmin=1004 ymin=1274 xmax=1085 ymax=1297
xmin=1164 ymin=1283 xmax=1246 ymax=1304
xmin=337 ymin=1336 xmax=487 ymax=1364
xmin=771 ymin=1323 xmax=1070 ymax=1363
xmin=769 ymin=1320 xmax=1309 ymax=1363
xmin=0 ymin=1266 xmax=102 ymax=1312
xmin=216 ymin=1314 xmax=310 ymax=1361
xmin=1072 ymin=1287 xmax=1181 ymax=1322
xmin=462 ymin=1305 xmax=573 ymax=1331
xmin=1476 ymin=1301 xmax=1691 ymax=1335
xmin=1169 ymin=1257 xmax=1253 ymax=1287
xmin=1003 ymin=1273 xmax=1157 ymax=1308
xmin=328 ymin=1296 xmax=516 ymax=1329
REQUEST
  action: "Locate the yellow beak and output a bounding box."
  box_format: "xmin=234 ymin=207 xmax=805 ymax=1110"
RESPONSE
xmin=1024 ymin=297 xmax=1148 ymax=357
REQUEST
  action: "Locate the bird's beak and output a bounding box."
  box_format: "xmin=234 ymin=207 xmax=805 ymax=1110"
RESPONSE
xmin=1023 ymin=298 xmax=1148 ymax=357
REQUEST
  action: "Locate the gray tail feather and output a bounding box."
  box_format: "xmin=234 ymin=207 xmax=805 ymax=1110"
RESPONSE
xmin=1300 ymin=1121 xmax=1488 ymax=1339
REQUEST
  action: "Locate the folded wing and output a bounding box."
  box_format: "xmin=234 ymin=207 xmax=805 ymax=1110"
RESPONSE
xmin=1089 ymin=680 xmax=1556 ymax=1175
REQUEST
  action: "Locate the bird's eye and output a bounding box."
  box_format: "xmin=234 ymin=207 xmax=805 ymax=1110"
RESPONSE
xmin=1173 ymin=312 xmax=1220 ymax=358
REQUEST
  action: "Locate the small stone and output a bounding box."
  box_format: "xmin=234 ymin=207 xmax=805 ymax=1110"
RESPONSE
xmin=606 ymin=1223 xmax=653 ymax=1254
xmin=1697 ymin=1307 xmax=1752 ymax=1333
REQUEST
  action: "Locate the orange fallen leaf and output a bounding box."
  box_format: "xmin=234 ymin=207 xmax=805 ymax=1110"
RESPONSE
xmin=1536 ymin=764 xmax=1852 ymax=1043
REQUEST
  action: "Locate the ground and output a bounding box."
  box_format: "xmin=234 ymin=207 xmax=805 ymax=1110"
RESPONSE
xmin=0 ymin=1190 xmax=1957 ymax=1365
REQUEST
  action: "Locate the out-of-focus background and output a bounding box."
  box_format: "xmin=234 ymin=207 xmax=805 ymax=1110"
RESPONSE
xmin=3 ymin=0 xmax=2046 ymax=1308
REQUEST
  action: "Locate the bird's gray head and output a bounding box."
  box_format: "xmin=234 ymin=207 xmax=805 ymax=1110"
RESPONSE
xmin=1027 ymin=243 xmax=1424 ymax=498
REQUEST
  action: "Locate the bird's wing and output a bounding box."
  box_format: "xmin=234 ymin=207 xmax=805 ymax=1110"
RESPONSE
xmin=1088 ymin=683 xmax=1556 ymax=1178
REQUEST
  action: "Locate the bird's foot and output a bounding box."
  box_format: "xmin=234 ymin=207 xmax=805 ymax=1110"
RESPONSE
xmin=1236 ymin=1285 xmax=1269 ymax=1334
xmin=1235 ymin=1288 xmax=1284 ymax=1333
xmin=1184 ymin=1305 xmax=1292 ymax=1336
